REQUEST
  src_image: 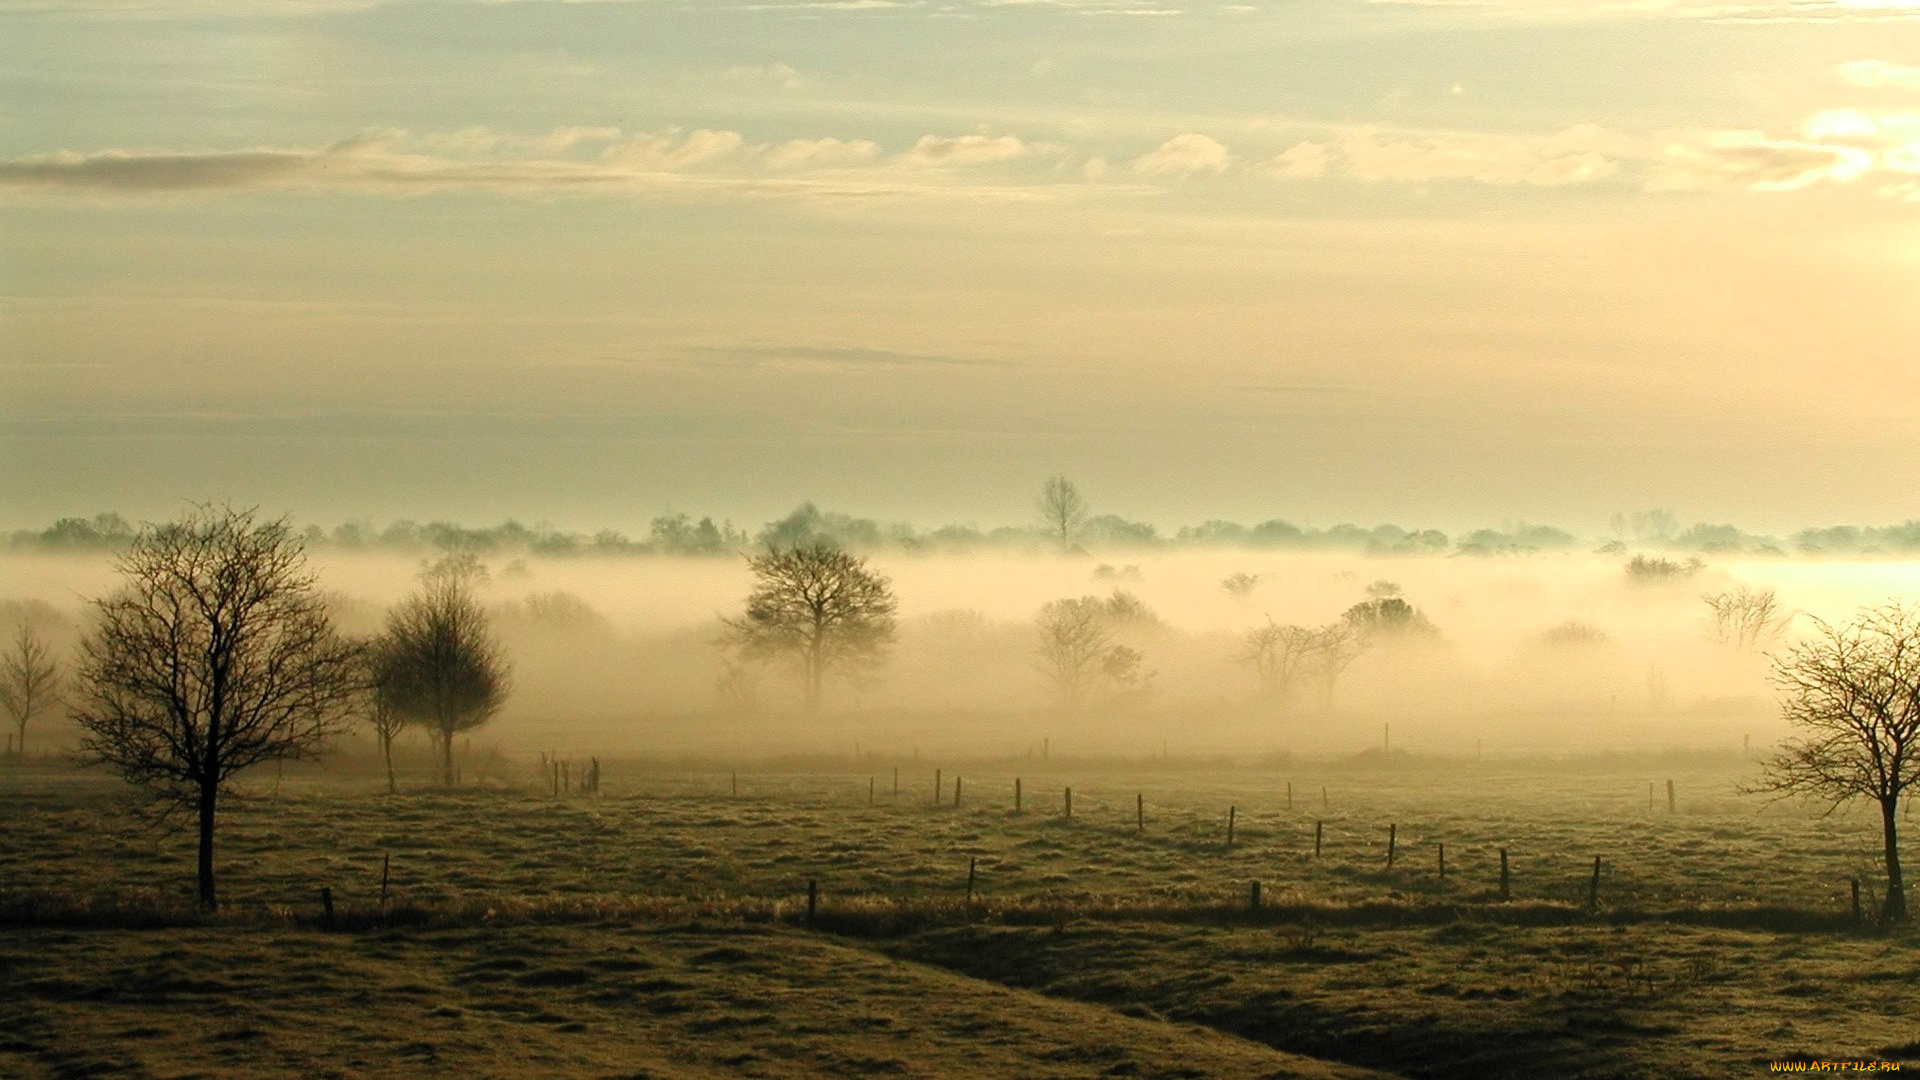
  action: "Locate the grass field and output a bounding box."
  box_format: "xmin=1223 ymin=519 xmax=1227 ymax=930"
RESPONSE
xmin=4 ymin=752 xmax=1916 ymax=1078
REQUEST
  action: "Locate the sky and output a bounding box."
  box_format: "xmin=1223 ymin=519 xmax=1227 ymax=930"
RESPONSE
xmin=3 ymin=0 xmax=1919 ymax=536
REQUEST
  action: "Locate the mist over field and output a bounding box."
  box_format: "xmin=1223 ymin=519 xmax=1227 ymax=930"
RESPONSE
xmin=13 ymin=536 xmax=1920 ymax=761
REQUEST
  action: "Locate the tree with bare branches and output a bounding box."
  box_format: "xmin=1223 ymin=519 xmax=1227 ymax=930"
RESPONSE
xmin=0 ymin=623 xmax=62 ymax=758
xmin=723 ymin=544 xmax=897 ymax=712
xmin=1237 ymin=618 xmax=1319 ymax=706
xmin=70 ymin=506 xmax=362 ymax=908
xmin=1037 ymin=476 xmax=1088 ymax=547
xmin=380 ymin=561 xmax=512 ymax=786
xmin=361 ymin=636 xmax=407 ymax=794
xmin=1704 ymin=584 xmax=1792 ymax=650
xmin=1753 ymin=602 xmax=1920 ymax=922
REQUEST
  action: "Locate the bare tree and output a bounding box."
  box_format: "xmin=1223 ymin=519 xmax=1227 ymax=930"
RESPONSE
xmin=361 ymin=637 xmax=407 ymax=794
xmin=1704 ymin=584 xmax=1791 ymax=650
xmin=380 ymin=563 xmax=512 ymax=786
xmin=1237 ymin=618 xmax=1319 ymax=706
xmin=723 ymin=544 xmax=897 ymax=712
xmin=1037 ymin=476 xmax=1088 ymax=547
xmin=1310 ymin=622 xmax=1363 ymax=709
xmin=1035 ymin=597 xmax=1111 ymax=710
xmin=0 ymin=623 xmax=62 ymax=758
xmin=1752 ymin=603 xmax=1920 ymax=922
xmin=70 ymin=506 xmax=361 ymax=908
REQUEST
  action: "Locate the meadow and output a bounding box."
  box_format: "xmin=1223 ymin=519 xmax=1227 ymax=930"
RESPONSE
xmin=5 ymin=751 xmax=1917 ymax=1079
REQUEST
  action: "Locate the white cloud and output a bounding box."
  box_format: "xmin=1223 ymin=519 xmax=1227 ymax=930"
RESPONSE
xmin=762 ymin=136 xmax=883 ymax=169
xmin=1839 ymin=59 xmax=1920 ymax=91
xmin=1339 ymin=125 xmax=1624 ymax=186
xmin=1269 ymin=141 xmax=1329 ymax=178
xmin=1131 ymin=133 xmax=1231 ymax=175
xmin=904 ymin=133 xmax=1030 ymax=165
xmin=603 ymin=129 xmax=747 ymax=170
xmin=1647 ymin=128 xmax=1874 ymax=192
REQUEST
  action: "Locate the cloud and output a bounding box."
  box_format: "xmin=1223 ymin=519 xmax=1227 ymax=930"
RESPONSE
xmin=1131 ymin=133 xmax=1231 ymax=175
xmin=1648 ymin=129 xmax=1875 ymax=191
xmin=1339 ymin=125 xmax=1625 ymax=186
xmin=1838 ymin=59 xmax=1920 ymax=92
xmin=1268 ymin=141 xmax=1330 ymax=178
xmin=681 ymin=344 xmax=1005 ymax=369
xmin=903 ymin=133 xmax=1031 ymax=165
xmin=603 ymin=129 xmax=747 ymax=170
xmin=762 ymin=136 xmax=883 ymax=169
xmin=0 ymin=148 xmax=312 ymax=191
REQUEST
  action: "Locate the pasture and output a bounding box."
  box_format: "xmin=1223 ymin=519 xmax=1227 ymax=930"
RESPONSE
xmin=4 ymin=752 xmax=1916 ymax=1079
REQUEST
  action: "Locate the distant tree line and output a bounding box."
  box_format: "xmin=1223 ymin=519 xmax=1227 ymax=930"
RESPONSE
xmin=13 ymin=506 xmax=1920 ymax=559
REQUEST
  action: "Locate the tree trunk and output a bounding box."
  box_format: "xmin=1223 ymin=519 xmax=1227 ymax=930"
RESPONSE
xmin=196 ymin=781 xmax=218 ymax=909
xmin=1883 ymin=797 xmax=1908 ymax=922
xmin=381 ymin=730 xmax=396 ymax=795
xmin=14 ymin=720 xmax=24 ymax=758
xmin=804 ymin=639 xmax=823 ymax=713
xmin=440 ymin=726 xmax=455 ymax=786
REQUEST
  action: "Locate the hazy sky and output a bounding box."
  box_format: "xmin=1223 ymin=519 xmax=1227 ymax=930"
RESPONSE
xmin=3 ymin=0 xmax=1919 ymax=534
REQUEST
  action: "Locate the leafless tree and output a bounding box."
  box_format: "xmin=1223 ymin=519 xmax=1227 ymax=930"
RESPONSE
xmin=1237 ymin=618 xmax=1319 ymax=706
xmin=0 ymin=623 xmax=62 ymax=758
xmin=1034 ymin=595 xmax=1150 ymax=710
xmin=361 ymin=637 xmax=407 ymax=794
xmin=1704 ymin=584 xmax=1792 ymax=650
xmin=1221 ymin=573 xmax=1261 ymax=600
xmin=1037 ymin=476 xmax=1088 ymax=547
xmin=380 ymin=562 xmax=512 ymax=786
xmin=70 ymin=506 xmax=361 ymax=908
xmin=723 ymin=544 xmax=897 ymax=712
xmin=1751 ymin=602 xmax=1920 ymax=922
xmin=1310 ymin=622 xmax=1363 ymax=709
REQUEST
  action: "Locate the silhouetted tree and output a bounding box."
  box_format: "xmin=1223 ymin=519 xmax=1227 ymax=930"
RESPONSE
xmin=380 ymin=561 xmax=512 ymax=785
xmin=1341 ymin=596 xmax=1438 ymax=642
xmin=1704 ymin=585 xmax=1792 ymax=650
xmin=361 ymin=637 xmax=407 ymax=794
xmin=1035 ymin=597 xmax=1112 ymax=710
xmin=70 ymin=506 xmax=361 ymax=908
xmin=723 ymin=544 xmax=897 ymax=712
xmin=1753 ymin=603 xmax=1920 ymax=922
xmin=1221 ymin=572 xmax=1261 ymax=600
xmin=0 ymin=623 xmax=61 ymax=758
xmin=1238 ymin=618 xmax=1319 ymax=705
xmin=1037 ymin=476 xmax=1087 ymax=547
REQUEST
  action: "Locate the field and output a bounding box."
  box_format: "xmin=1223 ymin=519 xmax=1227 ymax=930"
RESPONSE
xmin=6 ymin=752 xmax=1919 ymax=1079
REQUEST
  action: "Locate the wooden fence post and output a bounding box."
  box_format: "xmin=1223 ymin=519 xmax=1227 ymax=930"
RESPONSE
xmin=1852 ymin=878 xmax=1863 ymax=923
xmin=320 ymin=887 xmax=334 ymax=928
xmin=1136 ymin=793 xmax=1144 ymax=833
xmin=1438 ymin=842 xmax=1445 ymax=879
xmin=954 ymin=776 xmax=963 ymax=808
xmin=1226 ymin=806 xmax=1236 ymax=846
xmin=1666 ymin=779 xmax=1676 ymax=813
xmin=1286 ymin=781 xmax=1293 ymax=811
xmin=869 ymin=778 xmax=875 ymax=806
xmin=1065 ymin=786 xmax=1072 ymax=821
xmin=379 ymin=854 xmax=390 ymax=905
xmin=1015 ymin=777 xmax=1022 ymax=813
xmin=1387 ymin=823 xmax=1396 ymax=868
xmin=806 ymin=880 xmax=818 ymax=926
xmin=1249 ymin=880 xmax=1261 ymax=912
xmin=1588 ymin=856 xmax=1602 ymax=912
xmin=1499 ymin=848 xmax=1510 ymax=901
xmin=1314 ymin=820 xmax=1323 ymax=858
xmin=967 ymin=856 xmax=977 ymax=901
xmin=935 ymin=769 xmax=942 ymax=806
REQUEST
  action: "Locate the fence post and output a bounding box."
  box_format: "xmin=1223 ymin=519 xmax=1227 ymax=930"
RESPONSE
xmin=1387 ymin=823 xmax=1396 ymax=868
xmin=1588 ymin=856 xmax=1602 ymax=912
xmin=1438 ymin=842 xmax=1445 ymax=879
xmin=320 ymin=886 xmax=334 ymax=928
xmin=935 ymin=769 xmax=942 ymax=806
xmin=1065 ymin=786 xmax=1072 ymax=821
xmin=869 ymin=778 xmax=875 ymax=806
xmin=967 ymin=856 xmax=977 ymax=901
xmin=1314 ymin=820 xmax=1323 ymax=858
xmin=1499 ymin=848 xmax=1510 ymax=901
xmin=806 ymin=880 xmax=818 ymax=926
xmin=1249 ymin=880 xmax=1261 ymax=912
xmin=1015 ymin=777 xmax=1022 ymax=813
xmin=1852 ymin=877 xmax=1863 ymax=923
xmin=1666 ymin=779 xmax=1676 ymax=813
xmin=379 ymin=854 xmax=390 ymax=905
xmin=1286 ymin=781 xmax=1293 ymax=811
xmin=954 ymin=776 xmax=963 ymax=807
xmin=1136 ymin=793 xmax=1144 ymax=833
xmin=1227 ymin=806 xmax=1236 ymax=846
